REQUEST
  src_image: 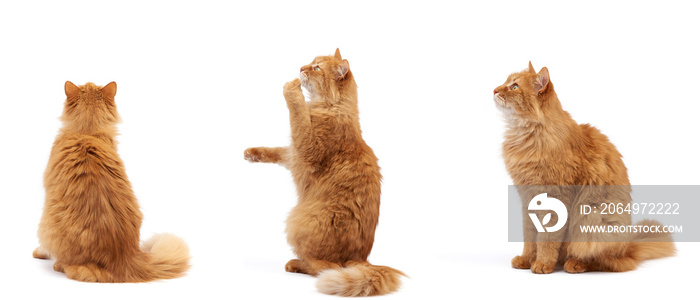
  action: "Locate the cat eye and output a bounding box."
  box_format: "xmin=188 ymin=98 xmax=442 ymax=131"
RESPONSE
xmin=511 ymin=84 xmax=518 ymax=90
xmin=313 ymin=66 xmax=321 ymax=71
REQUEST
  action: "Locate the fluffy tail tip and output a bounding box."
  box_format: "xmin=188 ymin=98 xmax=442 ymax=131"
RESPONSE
xmin=316 ymin=264 xmax=404 ymax=297
xmin=142 ymin=233 xmax=191 ymax=279
xmin=631 ymin=219 xmax=676 ymax=260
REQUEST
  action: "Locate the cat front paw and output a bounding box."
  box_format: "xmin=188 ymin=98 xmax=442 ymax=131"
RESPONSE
xmin=244 ymin=147 xmax=264 ymax=162
xmin=563 ymin=258 xmax=588 ymax=273
xmin=283 ymin=79 xmax=303 ymax=99
xmin=511 ymin=255 xmax=532 ymax=269
xmin=530 ymin=261 xmax=555 ymax=274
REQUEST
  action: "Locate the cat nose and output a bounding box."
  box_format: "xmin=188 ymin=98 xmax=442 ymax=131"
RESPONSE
xmin=493 ymin=89 xmax=498 ymax=95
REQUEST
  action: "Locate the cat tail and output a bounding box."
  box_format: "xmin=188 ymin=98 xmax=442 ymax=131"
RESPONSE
xmin=139 ymin=233 xmax=191 ymax=280
xmin=316 ymin=262 xmax=405 ymax=297
xmin=628 ymin=219 xmax=675 ymax=261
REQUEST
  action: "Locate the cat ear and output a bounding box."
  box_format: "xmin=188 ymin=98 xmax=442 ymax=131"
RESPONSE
xmin=101 ymin=81 xmax=117 ymax=99
xmin=65 ymin=81 xmax=80 ymax=98
xmin=534 ymin=67 xmax=550 ymax=94
xmin=334 ymin=48 xmax=342 ymax=59
xmin=335 ymin=59 xmax=349 ymax=81
xmin=528 ymin=61 xmax=536 ymax=74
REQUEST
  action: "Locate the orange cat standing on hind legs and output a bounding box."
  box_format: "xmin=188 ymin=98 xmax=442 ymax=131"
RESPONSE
xmin=494 ymin=62 xmax=675 ymax=274
xmin=245 ymin=49 xmax=404 ymax=296
xmin=33 ymin=81 xmax=190 ymax=282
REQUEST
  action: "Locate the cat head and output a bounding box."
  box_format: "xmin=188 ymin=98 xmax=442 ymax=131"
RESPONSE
xmin=493 ymin=62 xmax=558 ymax=123
xmin=299 ymin=48 xmax=355 ymax=103
xmin=62 ymin=81 xmax=120 ymax=133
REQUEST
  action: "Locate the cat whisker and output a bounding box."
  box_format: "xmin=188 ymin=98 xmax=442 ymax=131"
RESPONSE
xmin=493 ymin=95 xmax=506 ymax=106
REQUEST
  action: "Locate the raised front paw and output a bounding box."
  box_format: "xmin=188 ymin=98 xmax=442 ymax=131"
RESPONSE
xmin=244 ymin=147 xmax=282 ymax=163
xmin=283 ymin=78 xmax=303 ymax=99
xmin=511 ymin=255 xmax=533 ymax=269
xmin=530 ymin=261 xmax=555 ymax=274
xmin=244 ymin=147 xmax=264 ymax=162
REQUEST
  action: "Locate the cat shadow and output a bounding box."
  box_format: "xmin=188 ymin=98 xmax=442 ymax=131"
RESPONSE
xmin=34 ymin=257 xmax=66 ymax=279
xmin=436 ymin=252 xmax=575 ymax=273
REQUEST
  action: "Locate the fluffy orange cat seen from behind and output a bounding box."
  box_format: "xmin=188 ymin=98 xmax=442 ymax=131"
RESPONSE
xmin=494 ymin=62 xmax=675 ymax=274
xmin=34 ymin=81 xmax=190 ymax=282
xmin=245 ymin=49 xmax=403 ymax=296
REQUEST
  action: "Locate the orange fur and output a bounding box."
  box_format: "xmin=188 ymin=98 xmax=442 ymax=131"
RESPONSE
xmin=494 ymin=63 xmax=675 ymax=274
xmin=245 ymin=49 xmax=403 ymax=296
xmin=34 ymin=81 xmax=190 ymax=282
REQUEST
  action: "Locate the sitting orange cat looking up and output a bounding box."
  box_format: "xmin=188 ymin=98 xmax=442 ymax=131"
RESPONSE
xmin=245 ymin=49 xmax=403 ymax=296
xmin=34 ymin=81 xmax=190 ymax=282
xmin=494 ymin=62 xmax=675 ymax=274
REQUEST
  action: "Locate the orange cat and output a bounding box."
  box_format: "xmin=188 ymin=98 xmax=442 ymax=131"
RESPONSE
xmin=245 ymin=49 xmax=403 ymax=296
xmin=33 ymin=81 xmax=190 ymax=282
xmin=494 ymin=62 xmax=675 ymax=273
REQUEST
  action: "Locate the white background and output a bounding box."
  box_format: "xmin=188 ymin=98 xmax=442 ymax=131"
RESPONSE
xmin=1 ymin=1 xmax=698 ymax=299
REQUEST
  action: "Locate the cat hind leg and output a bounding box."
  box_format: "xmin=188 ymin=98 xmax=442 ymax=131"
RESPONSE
xmin=285 ymin=258 xmax=341 ymax=276
xmin=63 ymin=263 xmax=115 ymax=282
xmin=32 ymin=247 xmax=51 ymax=259
xmin=53 ymin=261 xmax=65 ymax=273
